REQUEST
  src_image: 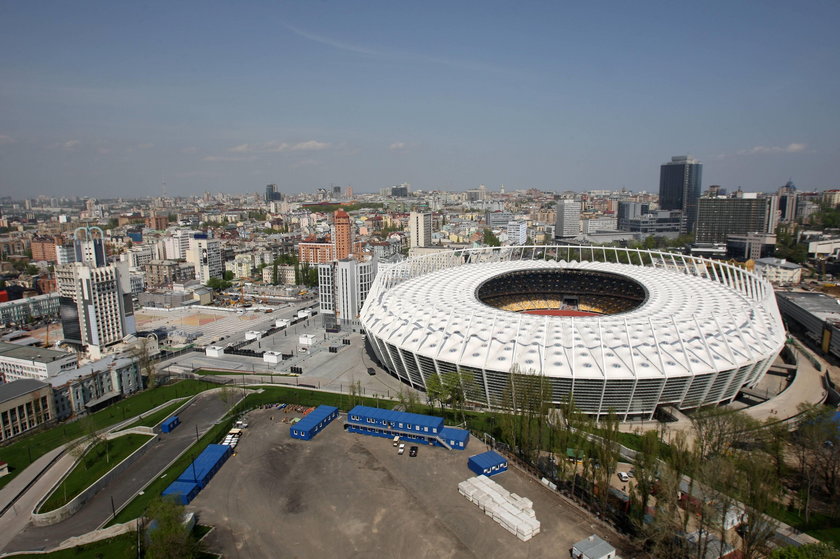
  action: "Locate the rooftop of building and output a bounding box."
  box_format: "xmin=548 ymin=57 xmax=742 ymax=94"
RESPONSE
xmin=0 ymin=378 xmax=50 ymax=404
xmin=0 ymin=341 xmax=76 ymax=364
xmin=777 ymin=291 xmax=840 ymax=321
xmin=755 ymin=257 xmax=802 ymax=270
xmin=48 ymin=354 xmax=135 ymax=388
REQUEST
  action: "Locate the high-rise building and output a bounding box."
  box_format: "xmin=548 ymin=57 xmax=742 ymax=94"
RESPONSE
xmin=333 ymin=210 xmax=353 ymax=260
xmin=57 ymin=261 xmax=136 ymax=359
xmin=778 ymin=180 xmax=798 ymax=223
xmin=659 ymin=155 xmax=703 ymax=234
xmin=695 ymin=195 xmax=770 ymax=243
xmin=554 ymin=200 xmax=581 ymax=238
xmin=186 ymin=238 xmax=223 ymax=284
xmin=390 ymin=184 xmax=410 ymax=197
xmin=318 ymin=256 xmax=378 ymax=330
xmin=507 ymin=221 xmax=528 ymax=245
xmin=409 ymin=212 xmax=432 ymax=248
xmin=73 ymin=225 xmax=107 ymax=268
xmin=265 ymin=184 xmax=282 ymax=202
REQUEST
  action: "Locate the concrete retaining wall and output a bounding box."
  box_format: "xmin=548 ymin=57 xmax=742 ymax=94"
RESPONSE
xmin=31 ymin=434 xmax=155 ymax=526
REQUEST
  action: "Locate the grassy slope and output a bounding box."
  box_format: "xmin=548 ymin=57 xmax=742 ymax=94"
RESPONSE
xmin=0 ymin=380 xmax=217 ymax=490
xmin=39 ymin=434 xmax=151 ymax=512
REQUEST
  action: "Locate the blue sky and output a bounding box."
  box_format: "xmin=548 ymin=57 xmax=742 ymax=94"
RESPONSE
xmin=1 ymin=1 xmax=838 ymax=198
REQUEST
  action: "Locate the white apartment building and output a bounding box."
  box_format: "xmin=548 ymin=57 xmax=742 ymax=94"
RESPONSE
xmin=186 ymin=238 xmax=223 ymax=284
xmin=507 ymin=221 xmax=528 ymax=245
xmin=581 ymin=216 xmax=618 ymax=235
xmin=754 ymin=258 xmax=803 ymax=285
xmin=318 ymin=256 xmax=378 ymax=330
xmin=56 ymin=261 xmax=136 ymax=359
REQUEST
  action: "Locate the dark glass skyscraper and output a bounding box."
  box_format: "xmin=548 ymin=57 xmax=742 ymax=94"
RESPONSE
xmin=659 ymin=156 xmax=702 ymax=234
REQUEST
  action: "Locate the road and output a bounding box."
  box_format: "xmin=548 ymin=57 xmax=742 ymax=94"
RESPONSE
xmin=2 ymin=390 xmax=232 ymax=554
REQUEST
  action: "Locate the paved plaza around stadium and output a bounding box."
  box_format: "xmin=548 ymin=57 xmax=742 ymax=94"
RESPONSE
xmin=192 ymin=407 xmax=635 ymax=559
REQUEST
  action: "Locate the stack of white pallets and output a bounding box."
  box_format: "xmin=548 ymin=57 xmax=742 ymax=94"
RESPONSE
xmin=458 ymin=475 xmax=541 ymax=541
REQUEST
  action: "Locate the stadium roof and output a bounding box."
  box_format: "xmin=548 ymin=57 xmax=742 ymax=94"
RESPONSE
xmin=362 ymin=256 xmax=784 ymax=381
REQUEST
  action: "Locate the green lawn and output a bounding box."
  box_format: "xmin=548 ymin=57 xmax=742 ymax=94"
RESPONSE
xmin=0 ymin=380 xmax=218 ymax=491
xmin=8 ymin=532 xmax=136 ymax=558
xmin=122 ymin=400 xmax=185 ymax=430
xmin=39 ymin=434 xmax=152 ymax=512
xmin=767 ymin=505 xmax=840 ymax=547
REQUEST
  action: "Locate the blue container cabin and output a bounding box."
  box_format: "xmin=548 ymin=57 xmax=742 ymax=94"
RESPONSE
xmin=345 ymin=405 xmax=469 ymax=450
xmin=177 ymin=444 xmax=232 ymax=488
xmin=290 ymin=405 xmax=339 ymax=440
xmin=161 ymin=480 xmax=200 ymax=505
xmin=467 ymin=450 xmax=508 ymax=476
xmin=160 ymin=416 xmax=180 ymax=433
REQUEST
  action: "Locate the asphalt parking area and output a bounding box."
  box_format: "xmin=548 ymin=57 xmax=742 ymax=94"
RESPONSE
xmin=191 ymin=408 xmax=630 ymax=559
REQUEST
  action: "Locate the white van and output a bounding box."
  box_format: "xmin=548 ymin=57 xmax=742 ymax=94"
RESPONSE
xmin=392 ymin=436 xmax=400 ymax=447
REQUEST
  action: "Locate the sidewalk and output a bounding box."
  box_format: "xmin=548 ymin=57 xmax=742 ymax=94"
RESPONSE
xmin=0 ymin=449 xmax=77 ymax=553
xmin=0 ymin=446 xmax=66 ymax=516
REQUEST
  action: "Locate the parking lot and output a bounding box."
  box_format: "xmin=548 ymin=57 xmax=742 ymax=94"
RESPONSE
xmin=191 ymin=407 xmax=632 ymax=559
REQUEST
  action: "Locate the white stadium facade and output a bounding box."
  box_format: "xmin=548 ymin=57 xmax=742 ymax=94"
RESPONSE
xmin=360 ymin=246 xmax=786 ymax=421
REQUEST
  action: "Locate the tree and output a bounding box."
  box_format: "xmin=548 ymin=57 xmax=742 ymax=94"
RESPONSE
xmin=144 ymin=497 xmax=199 ymax=559
xmin=735 ymin=455 xmax=780 ymax=559
xmin=482 ymin=229 xmax=500 ymax=247
xmin=223 ymin=270 xmax=234 ymax=281
xmin=206 ymin=277 xmax=232 ymax=291
xmin=130 ymin=336 xmax=157 ymax=388
xmin=630 ymin=430 xmax=660 ymax=528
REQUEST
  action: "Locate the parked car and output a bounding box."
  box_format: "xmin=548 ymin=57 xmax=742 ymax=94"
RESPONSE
xmin=367 ymin=367 xmax=376 ymax=375
xmin=393 ymin=436 xmax=400 ymax=446
xmin=617 ymin=472 xmax=630 ymax=482
xmin=398 ymin=443 xmax=406 ymax=455
xmin=409 ymin=446 xmax=418 ymax=457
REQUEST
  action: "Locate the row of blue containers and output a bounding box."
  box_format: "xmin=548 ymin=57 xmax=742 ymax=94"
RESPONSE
xmin=160 ymin=416 xmax=180 ymax=433
xmin=162 ymin=444 xmax=232 ymax=505
xmin=345 ymin=405 xmax=470 ymax=449
xmin=290 ymin=405 xmax=339 ymax=440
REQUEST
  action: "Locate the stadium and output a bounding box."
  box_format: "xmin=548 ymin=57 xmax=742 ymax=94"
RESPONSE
xmin=359 ymin=246 xmax=786 ymax=420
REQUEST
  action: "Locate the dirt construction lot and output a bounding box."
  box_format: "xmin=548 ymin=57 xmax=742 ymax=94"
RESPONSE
xmin=191 ymin=408 xmax=633 ymax=559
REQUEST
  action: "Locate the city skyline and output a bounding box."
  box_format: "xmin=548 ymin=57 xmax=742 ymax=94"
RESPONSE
xmin=1 ymin=1 xmax=838 ymax=198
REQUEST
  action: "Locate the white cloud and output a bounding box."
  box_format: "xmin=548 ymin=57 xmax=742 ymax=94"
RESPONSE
xmin=202 ymin=155 xmax=257 ymax=162
xmin=737 ymin=142 xmax=807 ymax=155
xmin=291 ymin=140 xmax=329 ymax=151
xmin=227 ymin=140 xmax=330 ymax=153
xmin=97 ymin=147 xmax=112 ymax=155
xmin=0 ymin=134 xmax=16 ymax=145
xmin=136 ymin=142 xmax=154 ymax=149
xmin=389 ymin=141 xmax=407 ymax=151
xmin=62 ymin=139 xmax=80 ymax=150
xmin=180 ymin=146 xmax=199 ymax=154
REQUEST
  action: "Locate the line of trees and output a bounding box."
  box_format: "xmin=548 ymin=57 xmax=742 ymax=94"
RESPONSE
xmin=418 ymin=364 xmax=840 ymax=557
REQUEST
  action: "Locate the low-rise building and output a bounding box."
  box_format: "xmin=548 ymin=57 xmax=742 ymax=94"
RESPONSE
xmin=0 ymin=341 xmax=78 ymax=383
xmin=144 ymin=260 xmax=196 ymax=288
xmin=49 ymin=356 xmax=141 ymax=419
xmin=754 ymin=257 xmax=803 ymax=285
xmin=0 ymin=379 xmax=55 ymax=442
xmin=0 ymin=293 xmax=60 ymax=326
